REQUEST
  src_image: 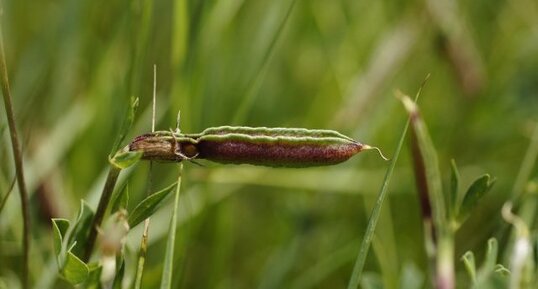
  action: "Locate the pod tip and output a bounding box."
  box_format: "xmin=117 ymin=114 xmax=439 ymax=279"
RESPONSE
xmin=363 ymin=145 xmax=390 ymax=161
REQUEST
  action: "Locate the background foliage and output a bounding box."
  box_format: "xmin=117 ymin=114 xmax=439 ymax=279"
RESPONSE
xmin=1 ymin=0 xmax=537 ymax=288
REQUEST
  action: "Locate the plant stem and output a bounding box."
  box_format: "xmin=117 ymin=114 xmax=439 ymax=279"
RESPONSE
xmin=346 ymin=116 xmax=410 ymax=289
xmin=436 ymin=234 xmax=455 ymax=289
xmin=133 ymin=221 xmax=149 ymax=289
xmin=0 ymin=18 xmax=31 ymax=289
xmin=83 ymin=165 xmax=121 ymax=262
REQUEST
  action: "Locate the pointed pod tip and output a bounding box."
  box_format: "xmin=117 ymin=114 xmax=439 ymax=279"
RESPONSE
xmin=363 ymin=145 xmax=390 ymax=161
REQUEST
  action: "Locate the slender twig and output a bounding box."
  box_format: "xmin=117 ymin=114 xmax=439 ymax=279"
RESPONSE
xmin=83 ymin=166 xmax=121 ymax=262
xmin=0 ymin=17 xmax=31 ymax=289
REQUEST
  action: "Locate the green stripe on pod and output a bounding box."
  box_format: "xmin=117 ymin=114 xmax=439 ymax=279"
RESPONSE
xmin=195 ymin=133 xmax=363 ymax=167
xmin=186 ymin=126 xmax=356 ymax=142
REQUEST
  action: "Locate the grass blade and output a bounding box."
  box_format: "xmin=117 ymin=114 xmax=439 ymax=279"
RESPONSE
xmin=347 ymin=77 xmax=429 ymax=289
xmin=346 ymin=107 xmax=411 ymax=289
xmin=160 ymin=164 xmax=183 ymax=289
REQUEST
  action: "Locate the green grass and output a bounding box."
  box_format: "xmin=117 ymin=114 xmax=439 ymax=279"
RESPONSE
xmin=1 ymin=0 xmax=538 ymax=288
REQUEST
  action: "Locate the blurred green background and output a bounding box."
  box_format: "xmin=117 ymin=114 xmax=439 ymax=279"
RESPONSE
xmin=1 ymin=0 xmax=537 ymax=288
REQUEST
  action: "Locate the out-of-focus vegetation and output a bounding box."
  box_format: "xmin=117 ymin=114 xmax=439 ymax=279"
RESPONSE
xmin=1 ymin=0 xmax=537 ymax=288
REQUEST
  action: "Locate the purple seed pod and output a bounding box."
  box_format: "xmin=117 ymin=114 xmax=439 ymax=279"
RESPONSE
xmin=128 ymin=127 xmax=385 ymax=167
xmin=195 ymin=134 xmax=365 ymax=167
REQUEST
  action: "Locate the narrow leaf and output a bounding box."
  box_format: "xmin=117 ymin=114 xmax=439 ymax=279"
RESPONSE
xmin=346 ymin=77 xmax=430 ymax=289
xmin=110 ymin=150 xmax=143 ymax=169
xmin=52 ymin=218 xmax=70 ymax=266
xmin=346 ymin=99 xmax=414 ymax=289
xmin=449 ymin=159 xmax=460 ymax=220
xmin=128 ymin=182 xmax=177 ymax=228
xmin=61 ymin=251 xmax=89 ymax=285
xmin=83 ymin=264 xmax=103 ymax=289
xmin=69 ymin=201 xmax=95 ymax=257
xmin=110 ymin=96 xmax=139 ymax=156
xmin=458 ymin=175 xmax=495 ymax=222
xmin=160 ymin=164 xmax=183 ymax=289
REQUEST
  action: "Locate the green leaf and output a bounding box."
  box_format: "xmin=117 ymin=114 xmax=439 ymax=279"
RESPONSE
xmin=110 ymin=183 xmax=130 ymax=213
xmin=449 ymin=159 xmax=460 ymax=220
xmin=61 ymin=251 xmax=89 ymax=285
xmin=461 ymin=251 xmax=477 ymax=284
xmin=458 ymin=175 xmax=496 ymax=223
xmin=83 ymin=264 xmax=103 ymax=289
xmin=110 ymin=150 xmax=143 ymax=169
xmin=160 ymin=165 xmax=183 ymax=289
xmin=110 ymin=96 xmax=139 ymax=156
xmin=69 ymin=201 xmax=95 ymax=257
xmin=52 ymin=218 xmax=70 ymax=266
xmin=128 ymin=182 xmax=178 ymax=228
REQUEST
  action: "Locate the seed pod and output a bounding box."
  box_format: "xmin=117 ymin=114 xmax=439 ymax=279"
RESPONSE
xmin=128 ymin=126 xmax=385 ymax=167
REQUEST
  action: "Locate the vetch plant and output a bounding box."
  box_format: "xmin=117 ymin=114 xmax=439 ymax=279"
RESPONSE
xmin=50 ymin=90 xmax=387 ymax=288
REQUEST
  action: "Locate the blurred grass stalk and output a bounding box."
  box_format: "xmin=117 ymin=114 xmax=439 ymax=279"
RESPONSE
xmin=0 ymin=12 xmax=31 ymax=289
xmin=400 ymin=93 xmax=454 ymax=289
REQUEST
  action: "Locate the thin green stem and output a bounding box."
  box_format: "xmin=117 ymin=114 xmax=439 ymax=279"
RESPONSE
xmin=133 ymin=222 xmax=149 ymax=289
xmin=83 ymin=166 xmax=121 ymax=262
xmin=346 ymin=116 xmax=410 ymax=289
xmin=0 ymin=17 xmax=31 ymax=289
